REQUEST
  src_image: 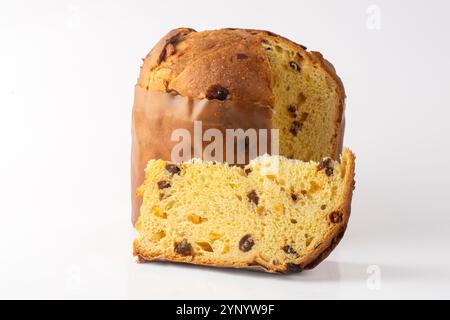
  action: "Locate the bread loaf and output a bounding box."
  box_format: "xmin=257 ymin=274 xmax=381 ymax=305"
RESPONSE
xmin=133 ymin=149 xmax=355 ymax=272
xmin=132 ymin=28 xmax=346 ymax=224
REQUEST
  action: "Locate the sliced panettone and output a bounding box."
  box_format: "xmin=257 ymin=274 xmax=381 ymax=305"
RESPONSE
xmin=133 ymin=149 xmax=355 ymax=273
xmin=132 ymin=28 xmax=346 ymax=224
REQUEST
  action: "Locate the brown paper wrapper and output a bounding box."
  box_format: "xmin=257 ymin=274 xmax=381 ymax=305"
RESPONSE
xmin=131 ymin=86 xmax=274 ymax=224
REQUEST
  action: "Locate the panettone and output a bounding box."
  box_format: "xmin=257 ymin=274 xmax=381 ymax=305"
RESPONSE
xmin=132 ymin=28 xmax=346 ymax=224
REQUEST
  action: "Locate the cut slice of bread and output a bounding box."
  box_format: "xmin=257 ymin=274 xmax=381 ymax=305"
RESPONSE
xmin=133 ymin=149 xmax=355 ymax=273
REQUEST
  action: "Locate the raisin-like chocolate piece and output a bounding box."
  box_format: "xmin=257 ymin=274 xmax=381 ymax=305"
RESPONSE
xmin=317 ymin=158 xmax=332 ymax=171
xmin=321 ymin=204 xmax=326 ymax=210
xmin=165 ymin=164 xmax=181 ymax=175
xmin=290 ymin=121 xmax=302 ymax=136
xmin=236 ymin=53 xmax=248 ymax=60
xmin=289 ymin=61 xmax=301 ymax=72
xmin=290 ymin=219 xmax=297 ymax=224
xmin=282 ymin=245 xmax=299 ymax=257
xmin=287 ymin=104 xmax=297 ymax=117
xmin=285 ymin=263 xmax=303 ymax=273
xmin=329 ymin=211 xmax=343 ymax=224
xmin=174 ymin=239 xmax=192 ymax=256
xmin=206 ymin=84 xmax=229 ymax=101
xmin=317 ymin=158 xmax=334 ymax=176
xmin=239 ymin=234 xmax=255 ymax=252
xmin=157 ymin=180 xmax=171 ymax=189
xmin=291 ymin=193 xmax=298 ymax=202
xmin=247 ymin=190 xmax=259 ymax=205
xmin=244 ymin=168 xmax=252 ymax=175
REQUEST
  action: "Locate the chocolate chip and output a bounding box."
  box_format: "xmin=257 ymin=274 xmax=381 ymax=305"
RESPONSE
xmin=291 ymin=193 xmax=298 ymax=202
xmin=317 ymin=158 xmax=332 ymax=171
xmin=287 ymin=104 xmax=297 ymax=117
xmin=165 ymin=164 xmax=181 ymax=175
xmin=236 ymin=53 xmax=248 ymax=60
xmin=206 ymin=84 xmax=229 ymax=101
xmin=244 ymin=168 xmax=252 ymax=175
xmin=174 ymin=239 xmax=192 ymax=256
xmin=300 ymin=190 xmax=308 ymax=196
xmin=290 ymin=219 xmax=297 ymax=224
xmin=329 ymin=211 xmax=343 ymax=224
xmin=247 ymin=190 xmax=259 ymax=205
xmin=321 ymin=205 xmax=326 ymax=210
xmin=289 ymin=61 xmax=301 ymax=72
xmin=285 ymin=263 xmax=303 ymax=273
xmin=317 ymin=158 xmax=334 ymax=176
xmin=290 ymin=121 xmax=302 ymax=136
xmin=282 ymin=245 xmax=299 ymax=257
xmin=157 ymin=180 xmax=171 ymax=189
xmin=239 ymin=234 xmax=255 ymax=252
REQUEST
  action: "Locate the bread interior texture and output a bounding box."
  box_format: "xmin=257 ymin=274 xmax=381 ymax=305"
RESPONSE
xmin=262 ymin=40 xmax=341 ymax=161
xmin=134 ymin=149 xmax=354 ymax=271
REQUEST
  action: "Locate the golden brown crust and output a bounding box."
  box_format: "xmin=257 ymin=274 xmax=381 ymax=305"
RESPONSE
xmin=133 ymin=150 xmax=355 ymax=273
xmin=138 ymin=28 xmax=274 ymax=105
xmin=138 ymin=28 xmax=345 ymax=105
xmin=309 ymin=51 xmax=346 ymax=158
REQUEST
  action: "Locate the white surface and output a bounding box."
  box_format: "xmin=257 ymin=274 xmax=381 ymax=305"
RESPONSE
xmin=1 ymin=0 xmax=450 ymax=299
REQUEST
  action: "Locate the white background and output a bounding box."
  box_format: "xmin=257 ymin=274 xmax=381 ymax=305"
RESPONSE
xmin=1 ymin=0 xmax=449 ymax=299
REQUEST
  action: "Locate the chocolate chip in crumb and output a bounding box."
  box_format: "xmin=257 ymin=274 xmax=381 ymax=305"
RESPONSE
xmin=287 ymin=104 xmax=297 ymax=117
xmin=317 ymin=158 xmax=334 ymax=176
xmin=291 ymin=193 xmax=298 ymax=202
xmin=321 ymin=204 xmax=326 ymax=210
xmin=317 ymin=158 xmax=332 ymax=171
xmin=206 ymin=84 xmax=229 ymax=101
xmin=289 ymin=61 xmax=301 ymax=72
xmin=165 ymin=164 xmax=181 ymax=175
xmin=239 ymin=234 xmax=255 ymax=252
xmin=290 ymin=121 xmax=302 ymax=136
xmin=329 ymin=211 xmax=343 ymax=224
xmin=236 ymin=53 xmax=248 ymax=60
xmin=325 ymin=167 xmax=334 ymax=176
xmin=286 ymin=263 xmax=303 ymax=273
xmin=290 ymin=219 xmax=297 ymax=224
xmin=157 ymin=180 xmax=171 ymax=189
xmin=247 ymin=190 xmax=259 ymax=205
xmin=244 ymin=168 xmax=252 ymax=175
xmin=282 ymin=245 xmax=299 ymax=257
xmin=174 ymin=239 xmax=192 ymax=256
